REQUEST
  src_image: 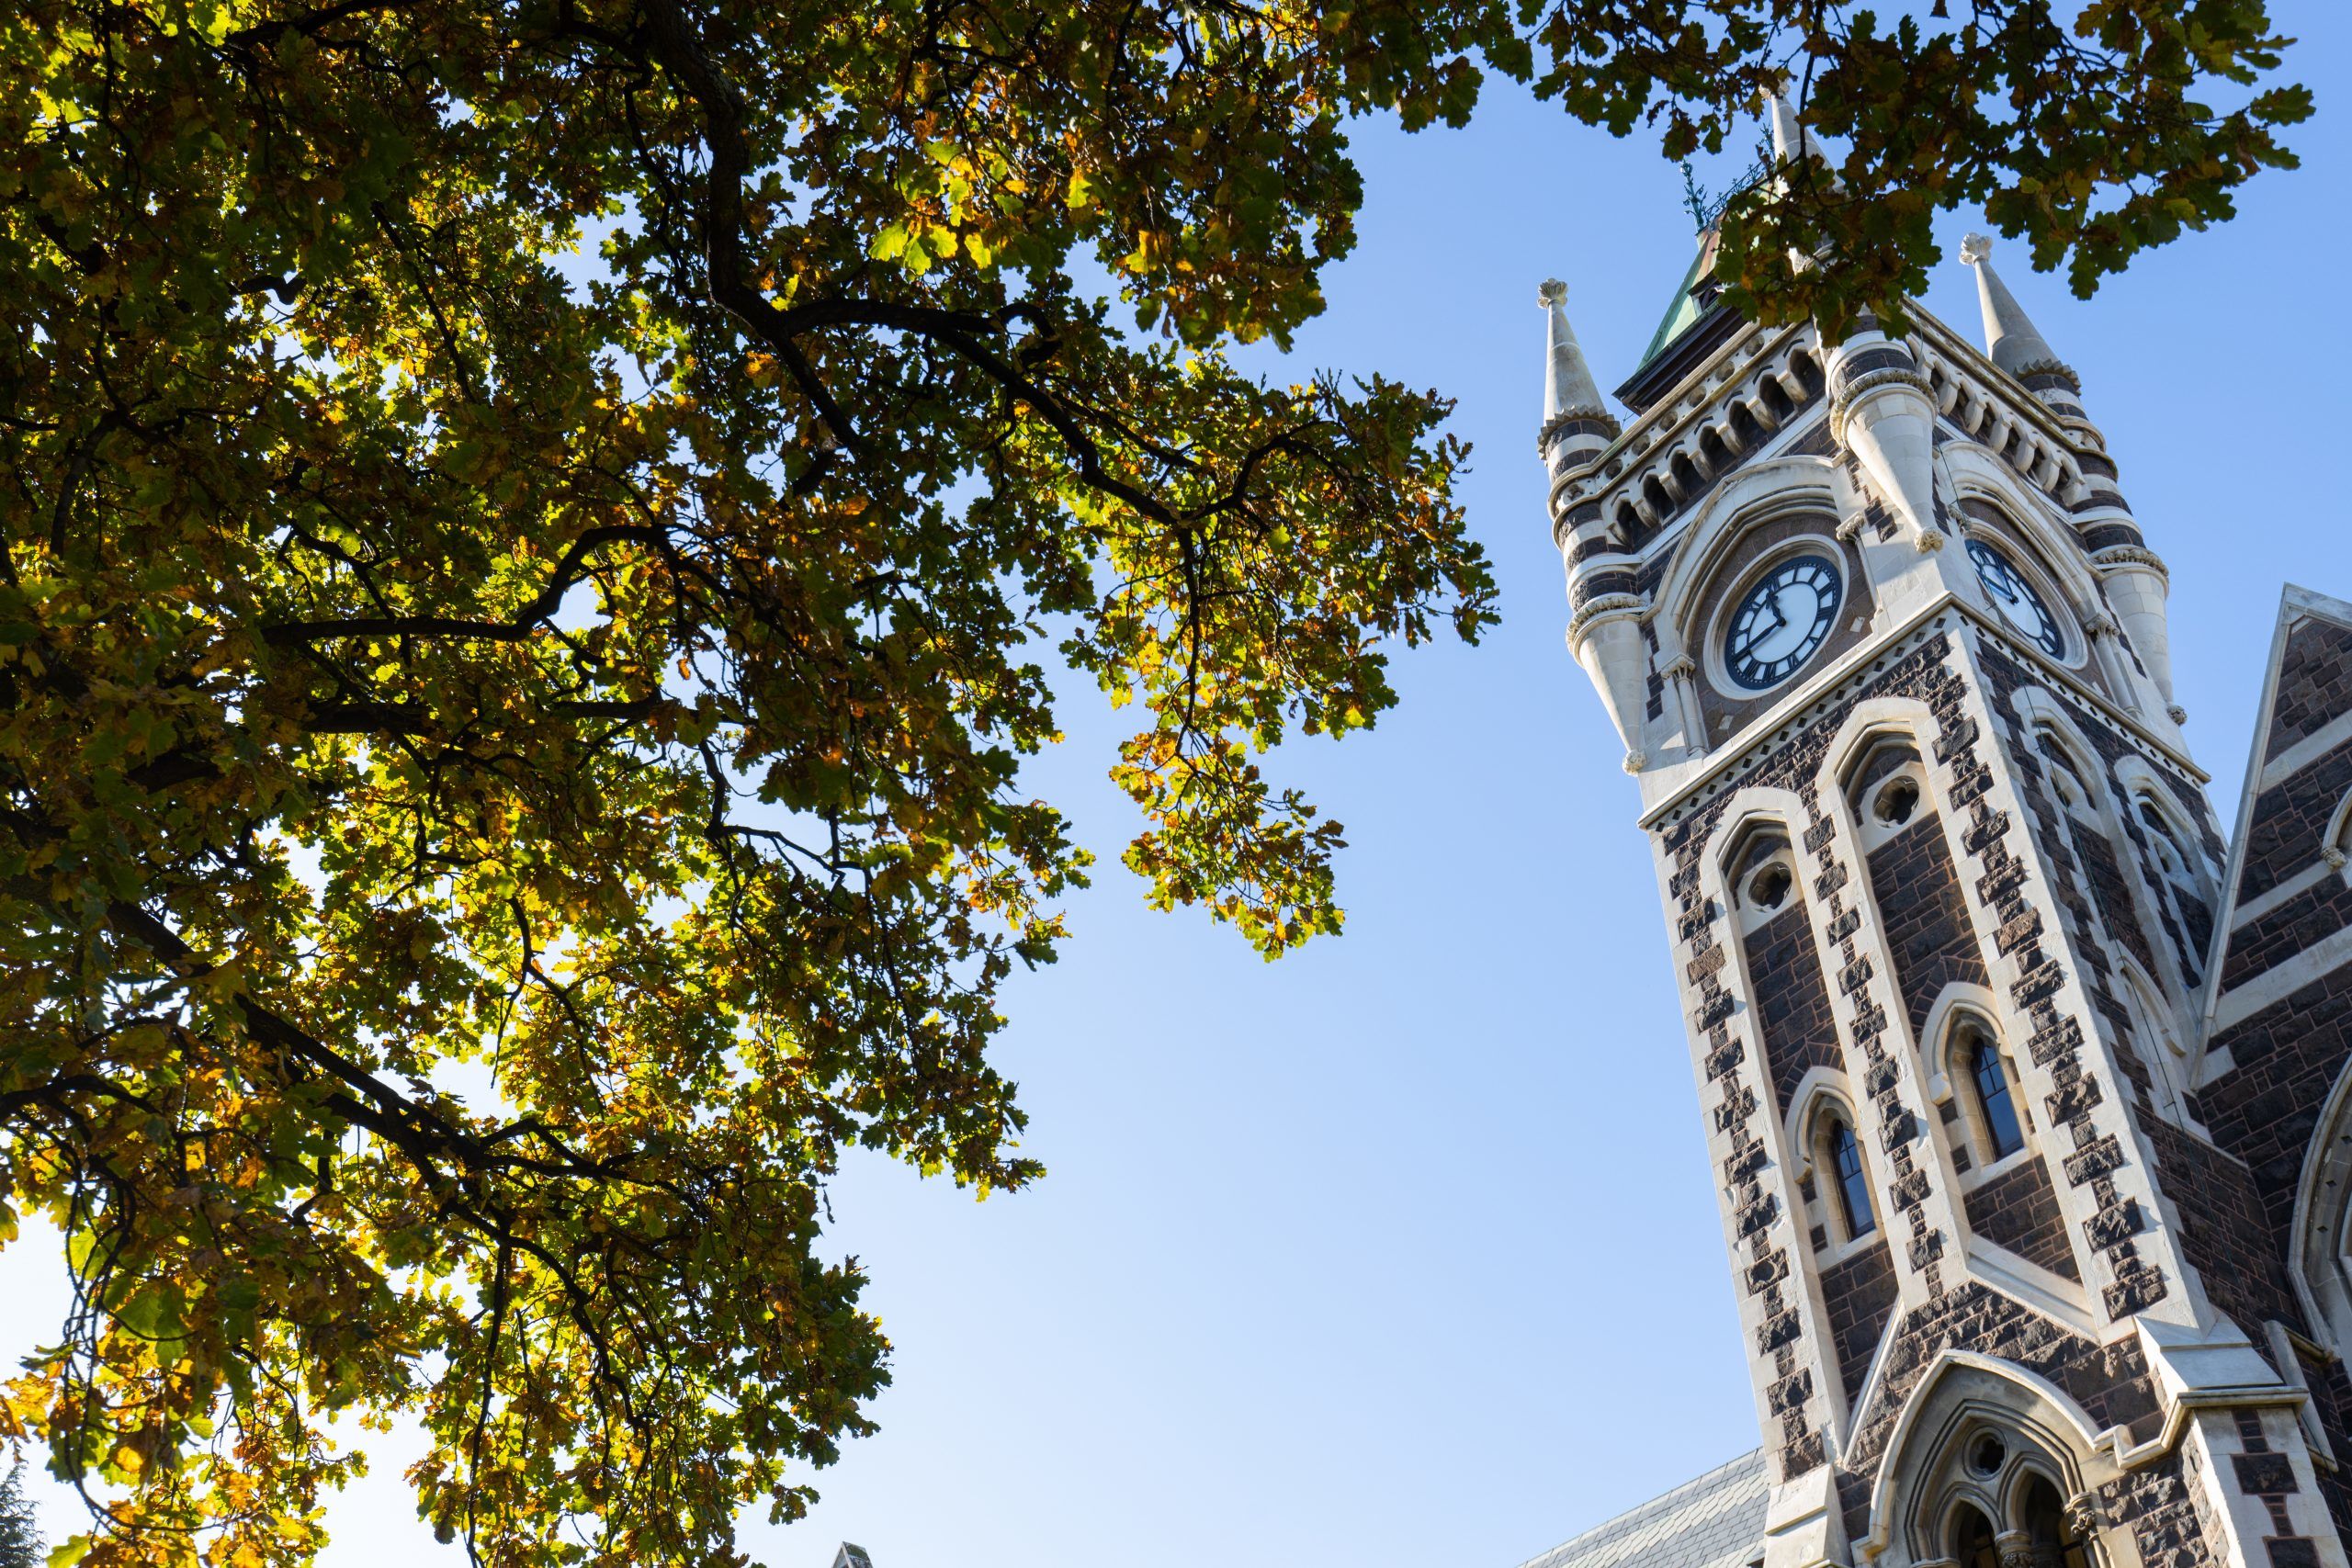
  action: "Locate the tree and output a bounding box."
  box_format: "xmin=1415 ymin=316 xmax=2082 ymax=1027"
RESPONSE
xmin=0 ymin=0 xmax=2304 ymax=1562
xmin=0 ymin=1460 xmax=43 ymax=1568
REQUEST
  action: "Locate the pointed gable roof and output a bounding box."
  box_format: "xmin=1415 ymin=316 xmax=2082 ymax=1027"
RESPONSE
xmin=1615 ymin=228 xmax=1740 ymax=414
xmin=2202 ymin=584 xmax=2352 ymax=1042
xmin=1637 ymin=233 xmax=1718 ymax=368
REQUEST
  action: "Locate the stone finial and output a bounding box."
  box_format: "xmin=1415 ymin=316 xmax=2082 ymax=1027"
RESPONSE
xmin=1538 ymin=277 xmax=1567 ymax=309
xmin=1959 ymin=232 xmax=2079 ymax=390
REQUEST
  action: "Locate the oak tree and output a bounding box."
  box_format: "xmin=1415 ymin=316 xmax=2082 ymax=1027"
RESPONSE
xmin=0 ymin=0 xmax=2304 ymax=1562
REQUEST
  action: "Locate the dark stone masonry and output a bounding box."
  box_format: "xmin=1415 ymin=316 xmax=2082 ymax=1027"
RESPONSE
xmin=1748 ymin=900 xmax=1843 ymax=1117
xmin=1820 ymin=1239 xmax=1899 ymax=1406
xmin=1962 ymin=1156 xmax=2081 ymax=1282
xmin=2200 ymin=964 xmax=2352 ymax=1260
xmin=2264 ymin=615 xmax=2352 ymax=761
xmin=1865 ymin=814 xmax=1990 ymax=1037
xmin=2235 ymin=743 xmax=2352 ymax=904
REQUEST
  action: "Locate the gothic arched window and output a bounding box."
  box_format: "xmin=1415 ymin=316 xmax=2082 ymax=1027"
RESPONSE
xmin=1843 ymin=731 xmax=1928 ymax=853
xmin=2134 ymin=795 xmax=2213 ymax=977
xmin=1969 ymin=1034 xmax=2027 ymax=1160
xmin=1728 ymin=826 xmax=1799 ymax=937
xmin=2117 ymin=963 xmax=2192 ymax=1123
xmin=1828 ymin=1118 xmax=1877 ymax=1240
xmin=1952 ymin=1503 xmax=2001 ymax=1568
xmin=1943 ymin=1014 xmax=2030 ymax=1168
xmin=2036 ymin=728 xmax=2101 ymax=824
xmin=2020 ymin=1474 xmax=2092 ymax=1568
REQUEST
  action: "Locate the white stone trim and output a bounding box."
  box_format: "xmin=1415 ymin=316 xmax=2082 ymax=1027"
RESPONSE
xmin=2224 ymin=857 xmax=2331 ymax=931
xmin=1961 ymin=1236 xmax=2099 ymax=1338
xmin=2256 ymin=704 xmax=2352 ymax=792
xmin=2209 ymin=918 xmax=2352 ymax=1035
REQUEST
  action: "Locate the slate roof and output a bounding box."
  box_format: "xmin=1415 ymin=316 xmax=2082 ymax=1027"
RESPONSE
xmin=1510 ymin=1449 xmax=1768 ymax=1568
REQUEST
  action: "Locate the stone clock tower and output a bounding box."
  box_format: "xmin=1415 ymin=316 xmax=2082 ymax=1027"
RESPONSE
xmin=1541 ymin=109 xmax=2352 ymax=1568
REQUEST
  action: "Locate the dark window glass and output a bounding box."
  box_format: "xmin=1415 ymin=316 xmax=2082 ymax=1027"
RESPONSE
xmin=1953 ymin=1506 xmax=2001 ymax=1568
xmin=2021 ymin=1476 xmax=2091 ymax=1568
xmin=1971 ymin=1038 xmax=2026 ymax=1158
xmin=1830 ymin=1121 xmax=1875 ymax=1238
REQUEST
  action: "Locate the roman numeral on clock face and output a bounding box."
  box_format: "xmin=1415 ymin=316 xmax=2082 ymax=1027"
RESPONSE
xmin=1724 ymin=555 xmax=1843 ymax=692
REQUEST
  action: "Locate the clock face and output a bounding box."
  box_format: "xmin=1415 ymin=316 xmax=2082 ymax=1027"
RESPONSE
xmin=1965 ymin=538 xmax=2064 ymax=657
xmin=1724 ymin=556 xmax=1843 ymax=691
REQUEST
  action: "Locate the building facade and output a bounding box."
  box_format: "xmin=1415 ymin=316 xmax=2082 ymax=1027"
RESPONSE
xmin=1537 ymin=114 xmax=2352 ymax=1568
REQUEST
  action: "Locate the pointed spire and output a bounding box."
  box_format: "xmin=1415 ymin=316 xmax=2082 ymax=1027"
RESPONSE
xmin=1765 ymin=90 xmax=1827 ymax=172
xmin=1959 ymin=233 xmax=2079 ymax=394
xmin=1761 ymin=89 xmax=1838 ymax=277
xmin=1537 ymin=278 xmax=1619 ymax=466
xmin=1540 ymin=279 xmax=1610 ymax=425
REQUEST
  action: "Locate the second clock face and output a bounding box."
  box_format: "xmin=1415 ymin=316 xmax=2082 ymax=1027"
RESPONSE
xmin=1724 ymin=555 xmax=1843 ymax=691
xmin=1966 ymin=538 xmax=2065 ymax=658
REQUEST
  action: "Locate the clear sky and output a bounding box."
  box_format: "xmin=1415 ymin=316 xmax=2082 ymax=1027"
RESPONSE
xmin=6 ymin=7 xmax=2352 ymax=1566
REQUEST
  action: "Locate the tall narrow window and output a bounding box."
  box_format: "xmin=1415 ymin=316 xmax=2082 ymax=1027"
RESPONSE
xmin=2139 ymin=796 xmax=2213 ymax=976
xmin=1830 ymin=1119 xmax=1876 ymax=1239
xmin=2037 ymin=729 xmax=2099 ymax=821
xmin=1970 ymin=1036 xmax=2026 ymax=1159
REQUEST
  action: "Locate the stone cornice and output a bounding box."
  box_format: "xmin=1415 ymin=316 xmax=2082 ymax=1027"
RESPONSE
xmin=1566 ymin=592 xmax=1645 ymax=650
xmin=2090 ymin=544 xmax=2169 ymax=581
xmin=1537 ymin=407 xmax=1622 ymax=452
xmin=1827 ymin=362 xmax=1933 ymax=444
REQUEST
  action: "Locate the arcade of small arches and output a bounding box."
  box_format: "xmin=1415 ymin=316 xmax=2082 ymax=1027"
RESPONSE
xmin=1567 ymin=343 xmax=1833 ymax=548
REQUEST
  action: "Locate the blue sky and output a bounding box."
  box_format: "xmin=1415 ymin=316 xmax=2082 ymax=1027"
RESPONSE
xmin=7 ymin=7 xmax=2352 ymax=1566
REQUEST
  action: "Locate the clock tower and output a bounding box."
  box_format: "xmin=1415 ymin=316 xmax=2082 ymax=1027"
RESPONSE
xmin=1543 ymin=114 xmax=2350 ymax=1568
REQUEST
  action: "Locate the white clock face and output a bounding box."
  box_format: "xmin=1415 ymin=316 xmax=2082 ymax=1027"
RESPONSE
xmin=1724 ymin=556 xmax=1843 ymax=691
xmin=1965 ymin=538 xmax=2064 ymax=658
